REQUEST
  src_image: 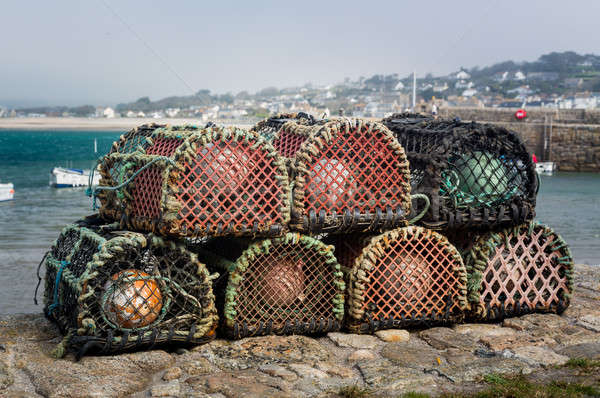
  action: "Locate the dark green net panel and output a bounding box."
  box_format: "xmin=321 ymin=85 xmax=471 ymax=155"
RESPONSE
xmin=382 ymin=114 xmax=538 ymax=231
xmin=192 ymin=233 xmax=345 ymax=339
xmin=462 ymin=221 xmax=574 ymax=321
xmin=42 ymin=214 xmax=218 ymax=358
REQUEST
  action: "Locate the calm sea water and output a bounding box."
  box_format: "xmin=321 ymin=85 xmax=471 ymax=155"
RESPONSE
xmin=0 ymin=129 xmax=599 ymax=314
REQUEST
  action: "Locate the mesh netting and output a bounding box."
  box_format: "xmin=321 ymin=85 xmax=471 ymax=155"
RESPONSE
xmin=330 ymin=226 xmax=468 ymax=333
xmin=250 ymin=112 xmax=318 ymax=141
xmin=42 ymin=214 xmax=218 ymax=357
xmin=97 ymin=125 xmax=290 ymax=238
xmin=382 ymin=114 xmax=538 ymax=230
xmin=291 ymin=118 xmax=412 ymax=233
xmin=98 ymin=124 xmax=166 ymax=221
xmin=463 ymin=222 xmax=573 ymax=321
xmin=194 ymin=233 xmax=345 ymax=339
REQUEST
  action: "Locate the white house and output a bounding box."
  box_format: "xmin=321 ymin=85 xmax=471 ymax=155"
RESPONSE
xmin=462 ymin=88 xmax=478 ymax=97
xmin=394 ymin=81 xmax=405 ymax=90
xmin=103 ymin=107 xmax=116 ymax=118
xmin=456 ymin=70 xmax=470 ymax=80
xmin=514 ymin=71 xmax=526 ymax=81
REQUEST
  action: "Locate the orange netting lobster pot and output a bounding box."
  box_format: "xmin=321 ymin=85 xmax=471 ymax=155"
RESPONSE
xmin=194 ymin=233 xmax=345 ymax=338
xmin=463 ymin=222 xmax=574 ymax=321
xmin=97 ymin=125 xmax=291 ymax=238
xmin=330 ymin=226 xmax=468 ymax=333
xmin=290 ymin=118 xmax=412 ymax=233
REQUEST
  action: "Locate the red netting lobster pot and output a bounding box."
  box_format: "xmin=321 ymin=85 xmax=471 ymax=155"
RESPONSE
xmin=291 ymin=118 xmax=412 ymax=233
xmin=382 ymin=114 xmax=538 ymax=230
xmin=463 ymin=222 xmax=574 ymax=321
xmin=97 ymin=125 xmax=290 ymax=238
xmin=329 ymin=226 xmax=468 ymax=333
xmin=193 ymin=233 xmax=345 ymax=338
xmin=250 ymin=112 xmax=318 ymax=142
xmin=40 ymin=214 xmax=218 ymax=358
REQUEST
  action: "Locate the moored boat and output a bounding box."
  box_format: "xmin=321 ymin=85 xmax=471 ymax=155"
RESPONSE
xmin=0 ymin=182 xmax=15 ymax=202
xmin=536 ymin=161 xmax=555 ymax=175
xmin=50 ymin=167 xmax=100 ymax=188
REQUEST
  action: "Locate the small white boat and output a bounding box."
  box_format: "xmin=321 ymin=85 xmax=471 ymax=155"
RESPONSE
xmin=536 ymin=161 xmax=556 ymax=175
xmin=50 ymin=167 xmax=100 ymax=188
xmin=0 ymin=182 xmax=15 ymax=201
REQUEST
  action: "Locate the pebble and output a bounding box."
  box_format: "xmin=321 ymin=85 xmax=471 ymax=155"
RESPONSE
xmin=374 ymin=329 xmax=410 ymax=343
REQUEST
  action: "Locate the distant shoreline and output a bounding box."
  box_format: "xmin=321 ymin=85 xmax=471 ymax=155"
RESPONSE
xmin=0 ymin=117 xmax=253 ymax=131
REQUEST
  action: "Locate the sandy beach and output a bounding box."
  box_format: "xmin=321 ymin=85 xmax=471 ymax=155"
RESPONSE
xmin=0 ymin=117 xmax=253 ymax=131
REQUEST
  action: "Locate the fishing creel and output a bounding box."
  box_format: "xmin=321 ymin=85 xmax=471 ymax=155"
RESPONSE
xmin=192 ymin=233 xmax=345 ymax=339
xmin=289 ymin=118 xmax=412 ymax=233
xmin=329 ymin=226 xmax=468 ymax=333
xmin=382 ymin=114 xmax=538 ymax=230
xmin=461 ymin=221 xmax=573 ymax=321
xmin=40 ymin=214 xmax=218 ymax=357
xmin=96 ymin=124 xmax=290 ymax=238
xmin=250 ymin=112 xmax=319 ymax=141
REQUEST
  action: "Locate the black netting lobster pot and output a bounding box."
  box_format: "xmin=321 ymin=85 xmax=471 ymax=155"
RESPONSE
xmin=329 ymin=226 xmax=468 ymax=333
xmin=41 ymin=215 xmax=218 ymax=357
xmin=290 ymin=118 xmax=412 ymax=233
xmin=463 ymin=222 xmax=573 ymax=321
xmin=194 ymin=233 xmax=345 ymax=339
xmin=96 ymin=124 xmax=290 ymax=238
xmin=382 ymin=115 xmax=538 ymax=230
xmin=250 ymin=112 xmax=318 ymax=141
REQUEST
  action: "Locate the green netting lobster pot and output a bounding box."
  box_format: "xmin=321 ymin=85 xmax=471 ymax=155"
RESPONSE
xmin=290 ymin=118 xmax=412 ymax=233
xmin=330 ymin=226 xmax=468 ymax=333
xmin=195 ymin=233 xmax=345 ymax=339
xmin=382 ymin=115 xmax=538 ymax=230
xmin=250 ymin=112 xmax=318 ymax=141
xmin=42 ymin=215 xmax=218 ymax=357
xmin=97 ymin=124 xmax=290 ymax=238
xmin=463 ymin=222 xmax=573 ymax=321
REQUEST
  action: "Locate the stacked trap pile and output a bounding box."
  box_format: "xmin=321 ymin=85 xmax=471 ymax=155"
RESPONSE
xmin=382 ymin=113 xmax=573 ymax=320
xmin=40 ymin=214 xmax=218 ymax=357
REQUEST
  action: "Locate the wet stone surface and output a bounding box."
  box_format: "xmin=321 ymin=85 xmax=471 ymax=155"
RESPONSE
xmin=0 ymin=264 xmax=598 ymax=397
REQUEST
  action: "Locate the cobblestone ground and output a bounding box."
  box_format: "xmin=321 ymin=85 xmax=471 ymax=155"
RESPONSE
xmin=1 ymin=264 xmax=599 ymax=398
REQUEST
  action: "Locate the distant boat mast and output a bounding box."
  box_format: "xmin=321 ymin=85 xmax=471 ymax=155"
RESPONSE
xmin=94 ymin=138 xmax=98 ymax=154
xmin=412 ymin=71 xmax=416 ymax=112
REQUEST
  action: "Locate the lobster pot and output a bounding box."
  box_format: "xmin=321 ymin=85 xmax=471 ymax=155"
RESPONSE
xmin=195 ymin=233 xmax=345 ymax=339
xmin=330 ymin=226 xmax=468 ymax=333
xmin=98 ymin=123 xmax=166 ymax=221
xmin=250 ymin=112 xmax=318 ymax=141
xmin=97 ymin=125 xmax=290 ymax=238
xmin=463 ymin=222 xmax=573 ymax=321
xmin=42 ymin=215 xmax=218 ymax=357
xmin=382 ymin=115 xmax=538 ymax=230
xmin=291 ymin=118 xmax=412 ymax=233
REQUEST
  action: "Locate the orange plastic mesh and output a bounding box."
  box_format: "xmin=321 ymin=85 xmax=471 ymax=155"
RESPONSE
xmin=130 ymin=137 xmax=183 ymax=220
xmin=304 ymin=126 xmax=406 ymax=215
xmin=176 ymin=139 xmax=285 ymax=235
xmin=332 ymin=227 xmax=466 ymax=331
xmin=478 ymin=226 xmax=571 ymax=317
xmin=273 ymin=129 xmax=309 ymax=159
xmin=231 ymin=242 xmax=338 ymax=336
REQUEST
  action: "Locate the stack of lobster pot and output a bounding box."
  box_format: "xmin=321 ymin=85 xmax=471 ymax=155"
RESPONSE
xmin=260 ymin=115 xmax=469 ymax=333
xmin=382 ymin=113 xmax=574 ymax=322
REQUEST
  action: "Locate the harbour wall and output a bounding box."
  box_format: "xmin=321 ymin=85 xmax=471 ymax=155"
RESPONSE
xmin=439 ymin=107 xmax=600 ymax=172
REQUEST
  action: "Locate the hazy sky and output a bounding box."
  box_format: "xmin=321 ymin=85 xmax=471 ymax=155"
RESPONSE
xmin=1 ymin=0 xmax=599 ymax=107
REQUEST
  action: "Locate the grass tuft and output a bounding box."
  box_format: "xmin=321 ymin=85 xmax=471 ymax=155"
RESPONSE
xmin=564 ymin=358 xmax=600 ymax=369
xmin=337 ymin=384 xmax=373 ymax=398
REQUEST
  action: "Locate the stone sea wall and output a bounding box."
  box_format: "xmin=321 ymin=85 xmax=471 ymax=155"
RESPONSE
xmin=1 ymin=264 xmax=599 ymax=397
xmin=439 ymin=107 xmax=600 ymax=172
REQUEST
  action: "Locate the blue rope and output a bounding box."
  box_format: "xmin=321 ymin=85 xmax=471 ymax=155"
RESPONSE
xmin=86 ymin=156 xmax=176 ymax=210
xmin=46 ymin=260 xmax=69 ymax=316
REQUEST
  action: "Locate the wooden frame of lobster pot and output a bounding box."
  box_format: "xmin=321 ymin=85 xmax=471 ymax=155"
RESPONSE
xmin=291 ymin=118 xmax=412 ymax=233
xmin=330 ymin=226 xmax=468 ymax=333
xmin=96 ymin=124 xmax=291 ymax=238
xmin=382 ymin=115 xmax=538 ymax=230
xmin=193 ymin=233 xmax=345 ymax=339
xmin=463 ymin=222 xmax=573 ymax=321
xmin=41 ymin=215 xmax=218 ymax=358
